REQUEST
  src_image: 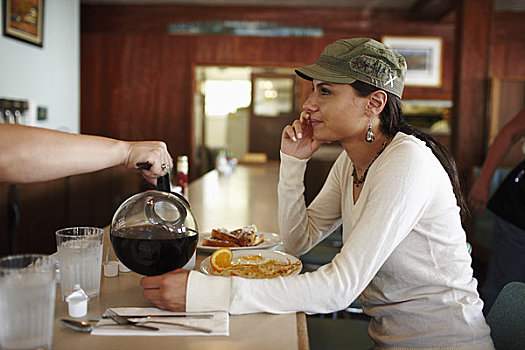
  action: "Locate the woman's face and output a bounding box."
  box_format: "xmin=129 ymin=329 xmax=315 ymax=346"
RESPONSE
xmin=303 ymin=80 xmax=368 ymax=143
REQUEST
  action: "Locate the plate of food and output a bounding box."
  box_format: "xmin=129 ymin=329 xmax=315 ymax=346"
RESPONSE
xmin=200 ymin=248 xmax=302 ymax=279
xmin=197 ymin=225 xmax=281 ymax=251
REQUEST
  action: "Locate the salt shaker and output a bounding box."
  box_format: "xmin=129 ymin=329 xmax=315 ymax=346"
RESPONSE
xmin=66 ymin=284 xmax=89 ymax=318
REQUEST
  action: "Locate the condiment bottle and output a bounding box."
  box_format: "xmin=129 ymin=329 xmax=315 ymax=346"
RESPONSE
xmin=176 ymin=155 xmax=189 ymax=195
xmin=66 ymin=284 xmax=89 ymax=318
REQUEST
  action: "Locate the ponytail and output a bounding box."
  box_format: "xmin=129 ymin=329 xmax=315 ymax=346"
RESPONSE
xmin=351 ymin=81 xmax=469 ymax=223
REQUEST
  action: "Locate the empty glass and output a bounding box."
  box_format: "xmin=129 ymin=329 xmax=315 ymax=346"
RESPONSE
xmin=0 ymin=254 xmax=56 ymax=350
xmin=56 ymin=227 xmax=103 ymax=299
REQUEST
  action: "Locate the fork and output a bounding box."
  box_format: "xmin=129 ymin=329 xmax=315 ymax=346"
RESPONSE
xmin=105 ymin=309 xmax=159 ymax=331
xmin=104 ymin=309 xmax=212 ymax=333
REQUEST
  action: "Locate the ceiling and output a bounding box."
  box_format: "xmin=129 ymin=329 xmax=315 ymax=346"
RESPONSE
xmin=81 ymin=0 xmax=525 ymax=13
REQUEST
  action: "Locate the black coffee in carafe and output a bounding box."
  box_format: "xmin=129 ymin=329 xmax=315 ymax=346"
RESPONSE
xmin=110 ymin=175 xmax=198 ymax=277
xmin=111 ymin=224 xmax=197 ymax=276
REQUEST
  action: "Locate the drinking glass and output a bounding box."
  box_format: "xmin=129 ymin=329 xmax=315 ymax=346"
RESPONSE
xmin=0 ymin=254 xmax=56 ymax=350
xmin=55 ymin=227 xmax=103 ymax=299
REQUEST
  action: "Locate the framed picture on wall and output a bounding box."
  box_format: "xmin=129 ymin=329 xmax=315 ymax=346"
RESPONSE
xmin=382 ymin=36 xmax=442 ymax=88
xmin=2 ymin=0 xmax=44 ymax=47
xmin=252 ymin=74 xmax=295 ymax=117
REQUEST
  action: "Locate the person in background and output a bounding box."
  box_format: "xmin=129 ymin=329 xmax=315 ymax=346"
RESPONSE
xmin=140 ymin=38 xmax=493 ymax=348
xmin=0 ymin=124 xmax=173 ymax=184
xmin=430 ymin=107 xmax=451 ymax=134
xmin=468 ymin=107 xmax=525 ymax=315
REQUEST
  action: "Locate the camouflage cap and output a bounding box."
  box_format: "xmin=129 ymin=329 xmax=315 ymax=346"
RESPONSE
xmin=295 ymin=38 xmax=407 ymax=98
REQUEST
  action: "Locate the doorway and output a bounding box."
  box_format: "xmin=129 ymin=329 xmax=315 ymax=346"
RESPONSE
xmin=193 ymin=65 xmax=305 ymax=177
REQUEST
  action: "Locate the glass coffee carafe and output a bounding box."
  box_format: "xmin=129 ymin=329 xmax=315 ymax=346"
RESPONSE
xmin=110 ymin=175 xmax=198 ymax=276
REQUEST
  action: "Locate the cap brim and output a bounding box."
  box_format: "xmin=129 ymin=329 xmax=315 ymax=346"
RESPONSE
xmin=295 ymin=64 xmax=357 ymax=84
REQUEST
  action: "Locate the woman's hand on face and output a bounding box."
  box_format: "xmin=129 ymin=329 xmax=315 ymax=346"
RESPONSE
xmin=281 ymin=111 xmax=324 ymax=159
xmin=124 ymin=141 xmax=173 ymax=185
xmin=140 ymin=269 xmax=189 ymax=311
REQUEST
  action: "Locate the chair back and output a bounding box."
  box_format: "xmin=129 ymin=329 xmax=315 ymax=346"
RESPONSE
xmin=486 ymin=281 xmax=525 ymax=349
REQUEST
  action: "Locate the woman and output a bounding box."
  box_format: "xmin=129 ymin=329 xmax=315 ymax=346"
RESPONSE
xmin=141 ymin=38 xmax=493 ymax=348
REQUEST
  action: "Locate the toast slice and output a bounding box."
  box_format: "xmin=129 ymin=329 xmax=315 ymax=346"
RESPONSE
xmin=208 ymin=225 xmax=263 ymax=247
xmin=211 ymin=228 xmax=241 ymax=242
xmin=202 ymin=237 xmax=240 ymax=247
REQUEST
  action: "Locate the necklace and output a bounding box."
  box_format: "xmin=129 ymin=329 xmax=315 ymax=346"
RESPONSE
xmin=352 ymin=136 xmax=390 ymax=188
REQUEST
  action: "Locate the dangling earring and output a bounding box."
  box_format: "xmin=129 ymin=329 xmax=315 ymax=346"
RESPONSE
xmin=365 ymin=118 xmax=375 ymax=143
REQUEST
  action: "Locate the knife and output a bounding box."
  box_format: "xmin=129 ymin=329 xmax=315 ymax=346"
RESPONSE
xmin=102 ymin=313 xmax=214 ymax=319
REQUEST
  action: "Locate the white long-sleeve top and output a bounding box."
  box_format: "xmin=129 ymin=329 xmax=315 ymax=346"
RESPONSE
xmin=186 ymin=132 xmax=494 ymax=349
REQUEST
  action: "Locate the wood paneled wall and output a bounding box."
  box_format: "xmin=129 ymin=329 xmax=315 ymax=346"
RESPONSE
xmin=0 ymin=168 xmax=144 ymax=257
xmin=452 ymin=8 xmax=525 ymax=175
xmin=452 ymin=0 xmax=493 ymax=176
xmin=487 ymin=13 xmax=525 ymax=170
xmin=80 ymin=4 xmax=524 ymax=211
xmin=80 ymin=4 xmax=455 ymax=179
xmin=489 ymin=13 xmax=525 ymax=79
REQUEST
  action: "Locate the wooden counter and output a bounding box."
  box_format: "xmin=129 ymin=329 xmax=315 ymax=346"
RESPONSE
xmin=52 ymin=163 xmax=309 ymax=350
xmin=186 ymin=162 xmax=281 ymax=233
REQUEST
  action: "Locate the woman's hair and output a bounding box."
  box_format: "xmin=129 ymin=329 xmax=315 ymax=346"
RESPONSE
xmin=351 ymin=81 xmax=469 ymax=223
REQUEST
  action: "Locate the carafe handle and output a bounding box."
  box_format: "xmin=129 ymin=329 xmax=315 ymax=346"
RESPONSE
xmin=157 ymin=174 xmax=171 ymax=193
xmin=157 ymin=174 xmax=190 ymax=207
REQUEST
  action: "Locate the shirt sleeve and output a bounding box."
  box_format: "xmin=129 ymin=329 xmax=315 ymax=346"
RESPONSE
xmin=278 ymin=151 xmax=344 ymax=256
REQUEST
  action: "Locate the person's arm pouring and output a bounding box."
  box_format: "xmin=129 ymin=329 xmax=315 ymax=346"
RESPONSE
xmin=0 ymin=124 xmax=173 ymax=184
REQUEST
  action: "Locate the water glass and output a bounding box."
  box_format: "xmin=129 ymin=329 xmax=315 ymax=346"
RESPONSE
xmin=56 ymin=227 xmax=103 ymax=299
xmin=0 ymin=254 xmax=56 ymax=350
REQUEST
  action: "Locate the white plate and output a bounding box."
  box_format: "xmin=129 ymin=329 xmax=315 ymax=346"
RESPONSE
xmin=199 ymin=250 xmax=302 ymax=277
xmin=197 ymin=231 xmax=281 ymax=252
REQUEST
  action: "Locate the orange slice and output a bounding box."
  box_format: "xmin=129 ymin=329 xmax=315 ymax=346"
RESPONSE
xmin=210 ymin=247 xmax=233 ymax=272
